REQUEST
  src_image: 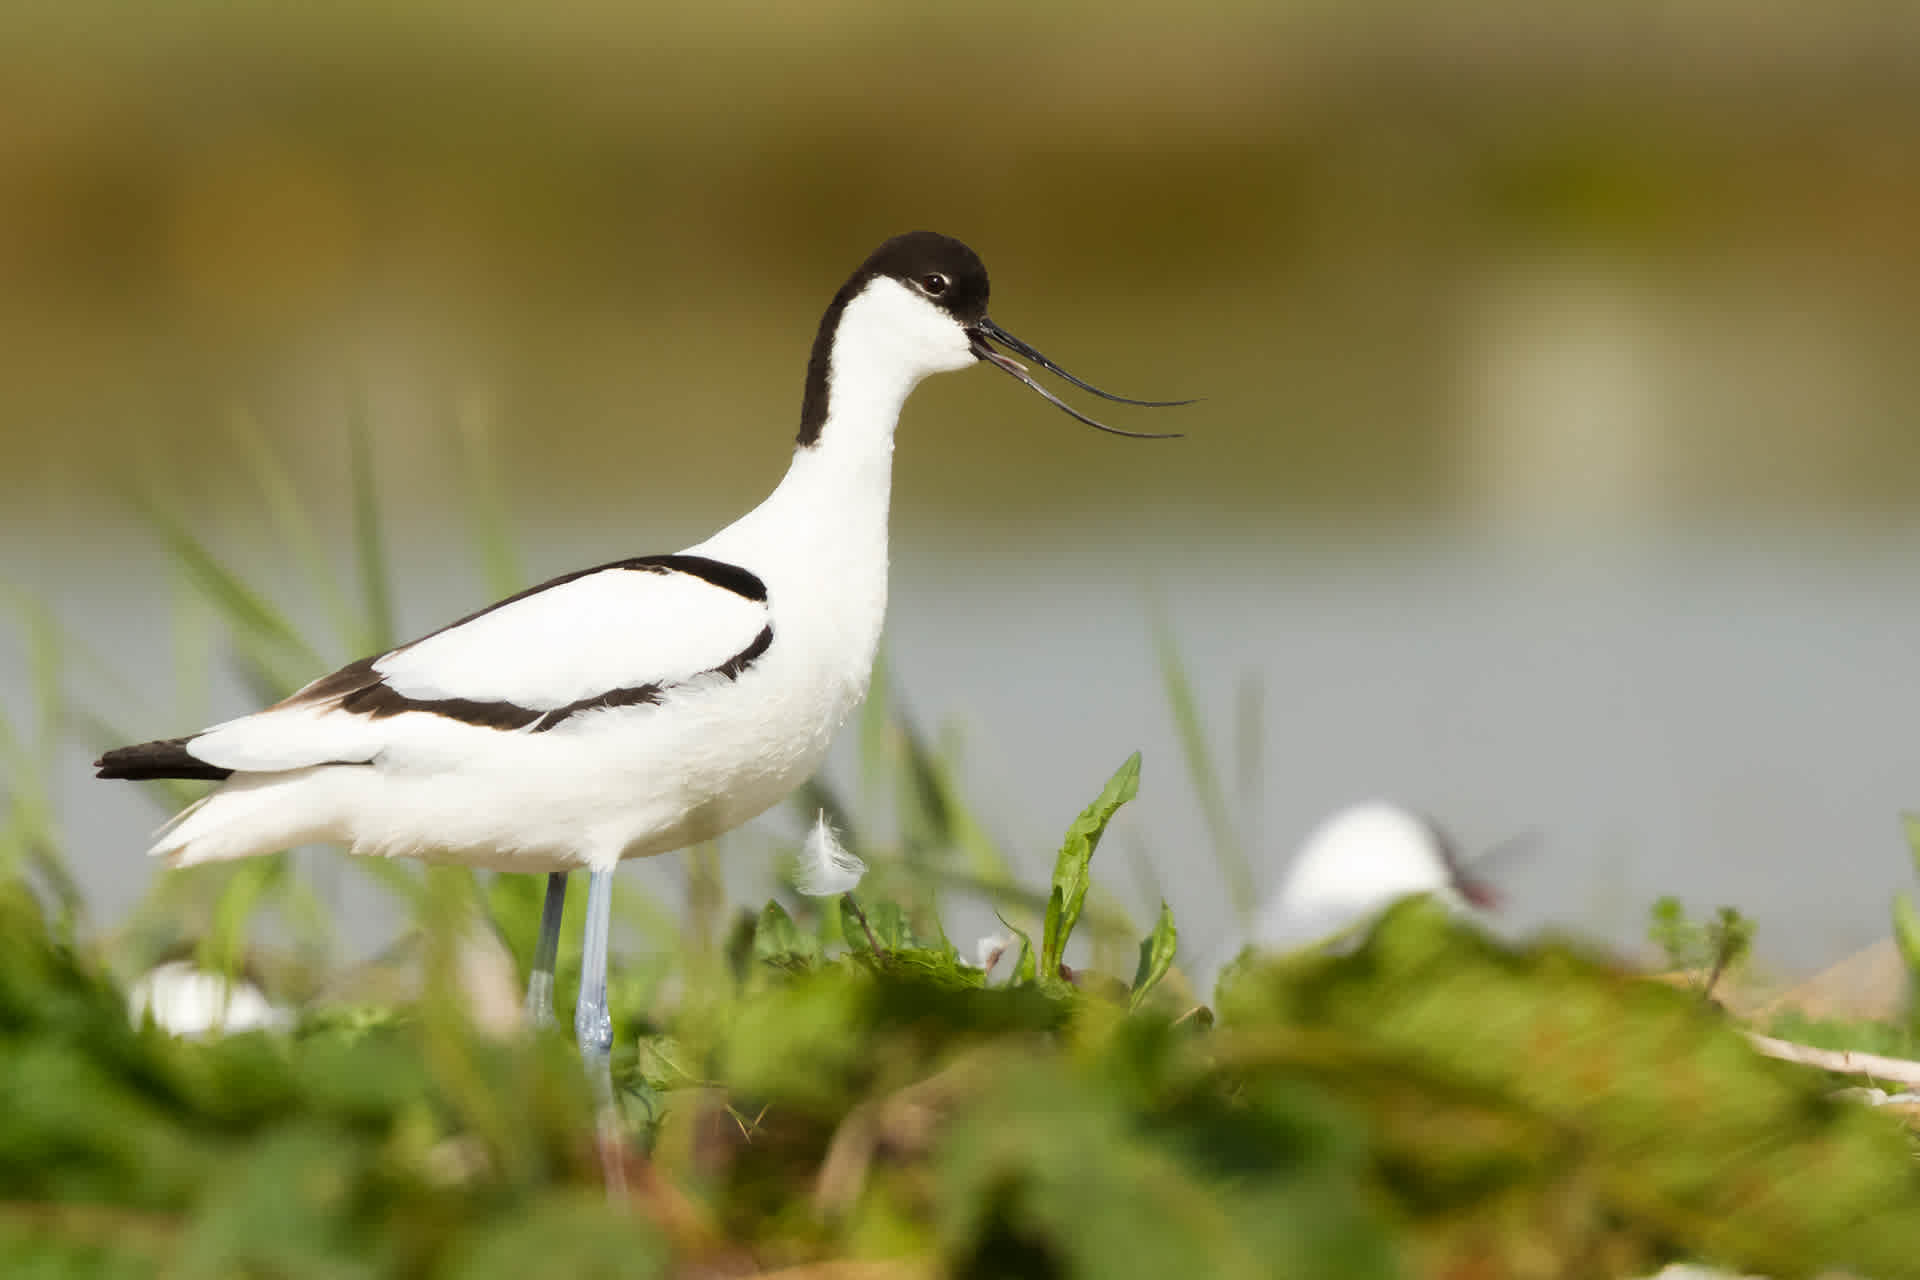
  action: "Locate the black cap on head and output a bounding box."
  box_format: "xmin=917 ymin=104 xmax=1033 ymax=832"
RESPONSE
xmin=797 ymin=230 xmax=1189 ymax=447
xmin=799 ymin=231 xmax=989 ymax=445
xmin=854 ymin=231 xmax=991 ymax=324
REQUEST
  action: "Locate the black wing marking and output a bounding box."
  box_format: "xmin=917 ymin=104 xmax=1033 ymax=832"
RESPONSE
xmin=96 ymin=554 xmax=778 ymax=780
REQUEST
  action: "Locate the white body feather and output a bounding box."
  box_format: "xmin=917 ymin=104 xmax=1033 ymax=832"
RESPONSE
xmin=151 ymin=277 xmax=977 ymax=872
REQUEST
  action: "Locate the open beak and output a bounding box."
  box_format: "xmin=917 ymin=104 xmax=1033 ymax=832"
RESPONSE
xmin=967 ymin=317 xmax=1190 ymax=439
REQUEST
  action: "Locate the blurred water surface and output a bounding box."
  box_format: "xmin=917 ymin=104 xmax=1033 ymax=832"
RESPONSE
xmin=8 ymin=4 xmax=1920 ymax=975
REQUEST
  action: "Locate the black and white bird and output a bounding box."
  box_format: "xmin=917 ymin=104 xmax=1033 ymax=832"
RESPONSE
xmin=1200 ymin=802 xmax=1506 ymax=991
xmin=96 ymin=231 xmax=1184 ymax=1093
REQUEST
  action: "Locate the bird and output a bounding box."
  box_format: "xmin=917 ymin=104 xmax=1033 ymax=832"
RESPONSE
xmin=96 ymin=231 xmax=1186 ymax=1103
xmin=127 ymin=959 xmax=292 ymax=1038
xmin=1202 ymin=802 xmax=1505 ymax=991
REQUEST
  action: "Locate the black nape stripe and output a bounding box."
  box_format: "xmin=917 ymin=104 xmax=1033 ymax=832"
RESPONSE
xmin=798 ymin=279 xmax=862 ymax=448
xmin=797 ymin=232 xmax=992 ymax=448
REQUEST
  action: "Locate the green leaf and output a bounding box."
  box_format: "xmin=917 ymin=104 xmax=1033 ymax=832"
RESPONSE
xmin=866 ymin=900 xmax=912 ymax=950
xmin=753 ymin=899 xmax=820 ymax=971
xmin=840 ymin=894 xmax=879 ymax=954
xmin=996 ymin=911 xmax=1036 ymax=985
xmin=1645 ymin=894 xmax=1692 ymax=971
xmin=1903 ymin=812 xmax=1920 ymax=877
xmin=1129 ymin=900 xmax=1179 ymax=1011
xmin=755 ymin=898 xmax=800 ymax=953
xmin=1040 ymin=752 xmax=1141 ymax=981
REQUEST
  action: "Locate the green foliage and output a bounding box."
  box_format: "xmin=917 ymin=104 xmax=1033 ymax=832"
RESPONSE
xmin=1765 ymin=1010 xmax=1920 ymax=1060
xmin=16 ymin=425 xmax=1920 ymax=1275
xmin=1646 ymin=896 xmax=1755 ymax=998
xmin=12 ymin=845 xmax=1920 ymax=1276
xmin=1040 ymin=752 xmax=1139 ymax=984
xmin=1895 ymin=814 xmax=1920 ymax=1033
xmin=1128 ymin=900 xmax=1178 ymax=1012
xmin=1219 ymin=901 xmax=1920 ymax=1278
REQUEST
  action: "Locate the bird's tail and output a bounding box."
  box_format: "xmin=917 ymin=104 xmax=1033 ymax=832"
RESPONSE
xmin=96 ymin=737 xmax=232 ymax=782
xmin=149 ymin=770 xmax=338 ymax=866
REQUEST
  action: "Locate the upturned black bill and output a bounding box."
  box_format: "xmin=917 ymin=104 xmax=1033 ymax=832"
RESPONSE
xmin=968 ymin=321 xmax=1189 ymax=439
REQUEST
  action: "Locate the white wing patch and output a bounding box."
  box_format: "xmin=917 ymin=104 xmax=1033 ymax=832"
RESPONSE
xmin=377 ymin=565 xmax=767 ymax=708
xmin=184 ymin=558 xmax=772 ymax=775
xmin=190 ymin=705 xmax=390 ymax=773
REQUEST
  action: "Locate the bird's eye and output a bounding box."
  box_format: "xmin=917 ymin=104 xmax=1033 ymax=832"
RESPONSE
xmin=918 ymin=273 xmax=951 ymax=296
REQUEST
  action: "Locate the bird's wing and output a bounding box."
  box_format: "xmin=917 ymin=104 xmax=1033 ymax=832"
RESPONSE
xmin=182 ymin=554 xmax=772 ymax=773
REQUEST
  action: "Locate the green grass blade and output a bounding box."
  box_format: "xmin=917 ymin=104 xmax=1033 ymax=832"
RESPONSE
xmin=1233 ymin=670 xmax=1265 ymax=850
xmin=168 ymin=577 xmax=216 ymax=728
xmin=994 ymin=910 xmax=1036 ymax=984
xmin=348 ymin=403 xmax=397 ymax=654
xmin=138 ymin=496 xmax=316 ymax=662
xmin=893 ymin=702 xmax=951 ymax=867
xmin=452 ymin=395 xmax=526 ymax=599
xmin=1151 ymin=608 xmax=1254 ymax=919
xmin=0 ymin=598 xmax=86 ymax=929
xmin=857 ymin=646 xmax=896 ymax=825
xmin=352 ymin=854 xmax=429 ymax=912
xmin=1894 ymin=892 xmax=1920 ymax=1033
xmin=196 ymin=853 xmax=287 ymax=978
xmin=225 ymin=409 xmax=358 ymax=650
xmin=136 ymin=493 xmax=323 ymax=697
xmin=928 ymin=721 xmax=1015 ymax=883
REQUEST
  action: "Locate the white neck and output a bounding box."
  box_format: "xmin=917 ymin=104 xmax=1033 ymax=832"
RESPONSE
xmin=698 ymin=277 xmax=974 ymax=570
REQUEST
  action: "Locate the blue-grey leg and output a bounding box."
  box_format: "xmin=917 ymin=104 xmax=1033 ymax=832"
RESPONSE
xmin=575 ymin=868 xmax=615 ymax=1072
xmin=574 ymin=867 xmax=626 ymax=1197
xmin=524 ymin=871 xmax=568 ymax=1027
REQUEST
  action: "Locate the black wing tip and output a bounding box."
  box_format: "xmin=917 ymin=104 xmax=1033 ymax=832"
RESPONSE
xmin=95 ymin=738 xmax=233 ymax=782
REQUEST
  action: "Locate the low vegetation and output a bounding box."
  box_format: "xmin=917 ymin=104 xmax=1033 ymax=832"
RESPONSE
xmin=5 ymin=427 xmax=1920 ymax=1276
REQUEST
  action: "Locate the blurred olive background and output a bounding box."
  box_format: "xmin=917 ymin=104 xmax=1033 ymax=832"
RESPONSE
xmin=8 ymin=3 xmax=1920 ymax=974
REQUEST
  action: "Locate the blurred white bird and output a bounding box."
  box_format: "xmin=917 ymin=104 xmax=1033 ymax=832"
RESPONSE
xmin=1203 ymin=802 xmax=1505 ymax=990
xmin=127 ymin=960 xmax=292 ymax=1037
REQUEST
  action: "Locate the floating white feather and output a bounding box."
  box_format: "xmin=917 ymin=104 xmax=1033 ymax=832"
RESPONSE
xmin=794 ymin=810 xmax=867 ymax=897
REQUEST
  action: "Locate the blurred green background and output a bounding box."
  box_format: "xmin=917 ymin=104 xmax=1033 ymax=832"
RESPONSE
xmin=8 ymin=3 xmax=1920 ymax=973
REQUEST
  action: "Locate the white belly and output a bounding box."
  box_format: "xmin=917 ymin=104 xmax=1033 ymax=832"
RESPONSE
xmin=319 ymin=614 xmax=871 ymax=872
